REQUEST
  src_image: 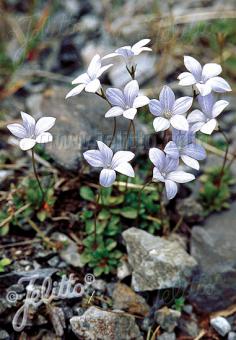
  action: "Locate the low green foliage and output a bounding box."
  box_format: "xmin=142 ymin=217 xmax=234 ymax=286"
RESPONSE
xmin=172 ymin=297 xmax=185 ymax=312
xmin=0 ymin=258 xmax=11 ymax=273
xmin=199 ymin=166 xmax=234 ymax=214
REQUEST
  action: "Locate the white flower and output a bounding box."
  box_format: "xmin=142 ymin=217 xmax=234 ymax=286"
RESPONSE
xmin=188 ymin=93 xmax=229 ymax=135
xmin=102 ymin=39 xmax=152 ymax=65
xmin=105 ymin=80 xmax=149 ymax=120
xmin=66 ymin=55 xmax=113 ymax=99
xmin=178 ymin=56 xmax=232 ymax=96
xmin=83 ymin=141 xmax=135 ymax=187
xmin=149 ymin=85 xmax=192 ymax=132
xmin=7 ymin=112 xmax=56 ymax=151
xmin=149 ymin=148 xmax=195 ymax=200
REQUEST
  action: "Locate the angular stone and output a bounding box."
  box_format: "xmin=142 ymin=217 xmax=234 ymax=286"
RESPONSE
xmin=41 ymin=86 xmax=149 ymax=170
xmin=155 ymin=307 xmax=181 ymax=332
xmin=112 ymin=283 xmax=150 ymax=317
xmin=70 ymin=306 xmax=143 ymax=340
xmin=210 ymin=316 xmax=231 ymax=337
xmin=190 ymin=202 xmax=236 ymax=312
xmin=122 ymin=228 xmax=197 ymax=291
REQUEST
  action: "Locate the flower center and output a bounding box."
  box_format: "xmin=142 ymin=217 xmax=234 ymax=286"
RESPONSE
xmin=164 ymin=111 xmax=172 ymax=119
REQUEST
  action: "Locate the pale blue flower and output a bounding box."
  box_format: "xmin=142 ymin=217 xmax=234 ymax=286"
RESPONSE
xmin=66 ymin=55 xmax=113 ymax=98
xmin=149 ymin=148 xmax=195 ymax=200
xmin=178 ymin=56 xmax=231 ymax=96
xmin=164 ymin=129 xmax=206 ymax=170
xmin=188 ymin=93 xmax=229 ymax=135
xmin=105 ymin=80 xmax=149 ymax=120
xmin=83 ymin=141 xmax=135 ymax=187
xmin=149 ymin=86 xmax=192 ymax=132
xmin=7 ymin=111 xmax=56 ymax=151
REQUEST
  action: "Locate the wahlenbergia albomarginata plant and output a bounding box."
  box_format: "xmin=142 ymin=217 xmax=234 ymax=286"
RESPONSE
xmin=66 ymin=39 xmax=231 ymax=243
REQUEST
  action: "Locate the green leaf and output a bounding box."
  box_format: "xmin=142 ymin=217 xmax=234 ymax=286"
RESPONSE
xmin=93 ymin=266 xmax=104 ymax=277
xmin=106 ymin=239 xmax=117 ymax=251
xmin=80 ymin=186 xmax=95 ymax=202
xmin=98 ymin=209 xmax=110 ymax=220
xmin=120 ymin=207 xmax=138 ymax=219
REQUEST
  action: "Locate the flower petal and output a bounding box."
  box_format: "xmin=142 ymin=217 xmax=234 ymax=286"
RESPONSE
xmin=200 ymin=119 xmax=217 ymax=135
xmin=153 ymin=167 xmax=165 ymax=182
xmin=87 ymin=54 xmax=101 ymax=79
xmin=195 ymin=83 xmax=212 ymax=96
xmin=167 ymin=170 xmax=195 ymax=183
xmin=202 ymin=63 xmax=222 ymax=81
xmin=173 ymin=96 xmax=193 ymax=115
xmin=72 ymin=73 xmax=90 ymax=85
xmin=85 ymin=79 xmax=101 ymax=93
xmin=21 ymin=111 xmax=35 ymax=135
xmin=187 ymin=109 xmax=205 ymax=124
xmin=96 ymin=64 xmax=113 ymax=77
xmin=182 ymin=143 xmax=206 ymax=160
xmin=198 ymin=94 xmax=214 ymax=115
xmin=105 ymin=106 xmax=124 ymax=118
xmin=65 ymin=84 xmax=85 ymax=98
xmin=164 ymin=156 xmax=179 ymax=173
xmin=35 ymin=117 xmax=56 ymax=136
xmin=97 ymin=141 xmax=113 ymax=165
xmin=19 ymin=138 xmax=36 ymax=151
xmin=133 ymin=95 xmax=149 ymax=108
xmin=170 ymin=115 xmax=189 ymax=131
xmin=149 ymin=148 xmax=165 ymax=170
xmin=181 ymin=155 xmax=199 ymax=170
xmin=7 ymin=123 xmax=27 ymax=138
xmin=184 ymin=56 xmax=202 ymax=80
xmin=159 ymin=85 xmax=175 ymax=111
xmin=153 ymin=117 xmax=170 ymax=132
xmin=36 ymin=132 xmax=53 ymax=144
xmin=111 ymin=151 xmax=135 ymax=168
xmin=102 ymin=52 xmax=119 ymax=60
xmin=123 ymin=108 xmax=137 ymax=120
xmin=206 ymin=76 xmax=232 ymax=93
xmin=124 ymin=80 xmax=139 ymax=107
xmin=212 ymin=100 xmax=229 ymax=118
xmin=178 ymin=72 xmax=196 ymax=86
xmin=165 ymin=180 xmax=178 ymax=200
xmin=99 ymin=169 xmax=116 ymax=187
xmin=132 ymin=39 xmax=150 ymax=50
xmin=149 ymin=99 xmax=162 ymax=116
xmin=115 ymin=162 xmax=135 ymax=177
xmin=115 ymin=46 xmax=133 ymax=59
xmin=106 ymin=88 xmax=126 ymax=107
xmin=83 ymin=150 xmax=104 ymax=167
xmin=164 ymin=141 xmax=179 ymax=159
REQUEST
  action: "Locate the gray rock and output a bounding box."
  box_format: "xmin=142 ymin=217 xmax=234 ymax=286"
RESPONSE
xmin=176 ymin=196 xmax=204 ymax=223
xmin=70 ymin=306 xmax=143 ymax=339
xmin=228 ymin=332 xmax=236 ymax=340
xmin=117 ymin=260 xmax=132 ymax=280
xmin=178 ymin=316 xmax=199 ymax=337
xmin=0 ymin=330 xmax=10 ymax=340
xmin=210 ymin=316 xmax=231 ymax=337
xmin=157 ymin=332 xmax=176 ymax=340
xmin=122 ymin=228 xmax=197 ymax=291
xmin=155 ymin=307 xmax=181 ymax=332
xmin=41 ymin=86 xmax=149 ymax=170
xmin=190 ymin=202 xmax=236 ymax=312
xmin=51 ymin=232 xmax=83 ymax=268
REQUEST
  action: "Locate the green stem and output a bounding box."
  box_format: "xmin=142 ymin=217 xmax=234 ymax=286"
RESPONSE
xmin=131 ymin=120 xmax=136 ymax=148
xmin=218 ymin=127 xmax=230 ymax=184
xmin=94 ymin=189 xmax=101 ymax=246
xmin=108 ymin=117 xmax=117 ymax=148
xmin=136 ymin=179 xmax=152 ymax=226
xmin=31 ymin=149 xmax=45 ymax=204
xmin=124 ymin=120 xmax=132 ymax=149
xmin=157 ymin=183 xmax=169 ymax=235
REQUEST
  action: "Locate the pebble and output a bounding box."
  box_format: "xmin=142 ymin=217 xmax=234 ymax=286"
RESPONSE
xmin=210 ymin=316 xmax=231 ymax=337
xmin=155 ymin=307 xmax=181 ymax=332
xmin=157 ymin=332 xmax=176 ymax=340
xmin=228 ymin=332 xmax=236 ymax=340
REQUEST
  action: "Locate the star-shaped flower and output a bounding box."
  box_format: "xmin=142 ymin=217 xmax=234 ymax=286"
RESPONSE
xmin=66 ymin=55 xmax=113 ymax=99
xmin=164 ymin=129 xmax=206 ymax=170
xmin=187 ymin=93 xmax=229 ymax=135
xmin=149 ymin=148 xmax=195 ymax=200
xmin=7 ymin=111 xmax=56 ymax=151
xmin=83 ymin=141 xmax=135 ymax=187
xmin=102 ymin=39 xmax=152 ymax=65
xmin=178 ymin=56 xmax=231 ymax=96
xmin=105 ymin=80 xmax=149 ymax=120
xmin=149 ymin=85 xmax=192 ymax=132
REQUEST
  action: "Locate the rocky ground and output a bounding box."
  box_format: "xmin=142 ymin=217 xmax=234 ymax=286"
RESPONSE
xmin=0 ymin=0 xmax=236 ymax=339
